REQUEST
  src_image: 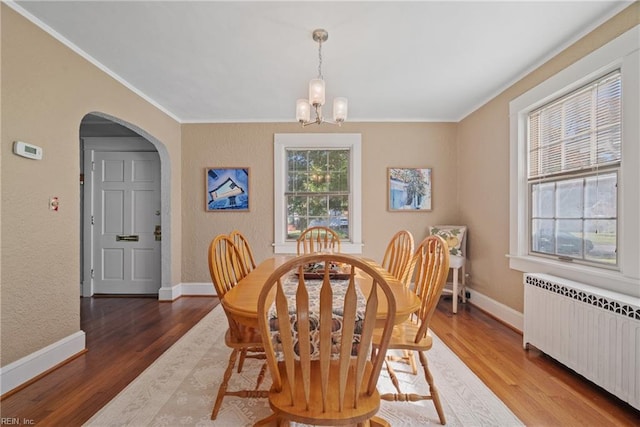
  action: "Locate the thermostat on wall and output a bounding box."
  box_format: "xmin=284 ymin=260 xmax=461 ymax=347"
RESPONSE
xmin=13 ymin=141 xmax=43 ymax=160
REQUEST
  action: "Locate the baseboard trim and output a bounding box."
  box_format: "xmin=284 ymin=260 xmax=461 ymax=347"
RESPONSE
xmin=159 ymin=283 xmax=217 ymax=301
xmin=467 ymin=289 xmax=523 ymax=332
xmin=0 ymin=331 xmax=86 ymax=396
xmin=158 ymin=284 xmax=181 ymax=301
xmin=181 ymin=283 xmax=216 ymax=296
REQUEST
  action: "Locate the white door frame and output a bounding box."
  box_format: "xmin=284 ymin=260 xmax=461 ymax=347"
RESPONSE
xmin=80 ymin=113 xmax=172 ymax=298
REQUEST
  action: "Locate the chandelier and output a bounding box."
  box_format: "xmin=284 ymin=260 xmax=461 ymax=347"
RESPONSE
xmin=296 ymin=29 xmax=348 ymax=126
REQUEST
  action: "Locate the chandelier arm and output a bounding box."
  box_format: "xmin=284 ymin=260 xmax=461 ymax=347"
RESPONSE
xmin=297 ymin=104 xmax=344 ymax=127
xmin=301 ymin=119 xmax=341 ymax=127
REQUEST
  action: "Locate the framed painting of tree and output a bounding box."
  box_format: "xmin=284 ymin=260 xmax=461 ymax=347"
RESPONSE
xmin=388 ymin=167 xmax=432 ymax=211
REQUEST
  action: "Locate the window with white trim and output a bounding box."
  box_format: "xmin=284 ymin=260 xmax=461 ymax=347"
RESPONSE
xmin=509 ymin=25 xmax=639 ymax=297
xmin=274 ymin=134 xmax=362 ymax=254
xmin=528 ymin=71 xmax=621 ymax=266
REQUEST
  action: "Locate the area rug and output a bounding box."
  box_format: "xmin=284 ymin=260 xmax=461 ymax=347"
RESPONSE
xmin=85 ymin=305 xmax=523 ymax=426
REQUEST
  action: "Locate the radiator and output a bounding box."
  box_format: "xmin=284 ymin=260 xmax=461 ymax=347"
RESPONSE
xmin=523 ymin=273 xmax=640 ymax=410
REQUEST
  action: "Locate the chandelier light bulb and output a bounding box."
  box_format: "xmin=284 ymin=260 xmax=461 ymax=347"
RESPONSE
xmin=296 ymin=99 xmax=311 ymax=123
xmin=333 ymin=97 xmax=348 ymax=123
xmin=309 ymin=79 xmax=325 ymax=107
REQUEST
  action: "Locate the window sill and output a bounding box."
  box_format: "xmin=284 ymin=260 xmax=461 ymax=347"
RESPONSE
xmin=508 ymin=254 xmax=639 ymax=298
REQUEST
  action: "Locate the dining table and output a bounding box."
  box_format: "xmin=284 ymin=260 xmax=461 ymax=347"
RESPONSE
xmin=221 ymin=255 xmax=421 ymax=330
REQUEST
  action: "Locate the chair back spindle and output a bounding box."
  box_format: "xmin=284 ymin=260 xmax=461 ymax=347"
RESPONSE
xmin=381 ymin=230 xmax=415 ymax=286
xmin=229 ymin=229 xmax=257 ymax=273
xmin=208 ymin=235 xmax=247 ymax=299
xmin=296 ymin=226 xmax=341 ymax=255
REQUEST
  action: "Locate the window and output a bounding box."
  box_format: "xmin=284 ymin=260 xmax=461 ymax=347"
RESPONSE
xmin=528 ymin=72 xmax=621 ymax=266
xmin=274 ymin=134 xmax=362 ymax=254
xmin=285 ymin=149 xmax=350 ymax=238
xmin=509 ymin=25 xmax=639 ymax=296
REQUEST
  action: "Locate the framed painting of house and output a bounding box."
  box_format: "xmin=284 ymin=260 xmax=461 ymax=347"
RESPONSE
xmin=388 ymin=167 xmax=432 ymax=211
xmin=206 ymin=167 xmax=250 ymax=211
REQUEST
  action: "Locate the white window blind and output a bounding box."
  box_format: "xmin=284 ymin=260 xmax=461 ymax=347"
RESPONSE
xmin=528 ymin=71 xmax=622 ymax=179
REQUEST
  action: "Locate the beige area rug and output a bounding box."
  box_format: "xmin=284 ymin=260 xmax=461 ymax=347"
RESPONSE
xmin=85 ymin=305 xmax=523 ymax=426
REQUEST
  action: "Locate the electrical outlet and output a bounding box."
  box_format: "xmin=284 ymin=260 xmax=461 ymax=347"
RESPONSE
xmin=465 ymin=290 xmax=471 ymax=299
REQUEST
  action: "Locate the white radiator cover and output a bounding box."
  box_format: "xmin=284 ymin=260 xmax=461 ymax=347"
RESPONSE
xmin=523 ymin=273 xmax=640 ymax=410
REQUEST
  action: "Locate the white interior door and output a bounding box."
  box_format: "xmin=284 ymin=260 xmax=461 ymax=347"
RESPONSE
xmin=91 ymin=151 xmax=161 ymax=294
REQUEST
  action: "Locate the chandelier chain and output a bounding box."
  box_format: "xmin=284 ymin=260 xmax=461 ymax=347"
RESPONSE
xmin=317 ymin=39 xmax=323 ymax=80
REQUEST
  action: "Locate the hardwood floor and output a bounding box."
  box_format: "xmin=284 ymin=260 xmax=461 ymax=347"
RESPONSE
xmin=1 ymin=296 xmax=638 ymax=426
xmin=430 ymin=299 xmax=640 ymax=426
xmin=0 ymin=297 xmax=218 ymax=426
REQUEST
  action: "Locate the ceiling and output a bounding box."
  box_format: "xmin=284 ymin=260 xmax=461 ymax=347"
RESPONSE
xmin=9 ymin=1 xmax=633 ymax=123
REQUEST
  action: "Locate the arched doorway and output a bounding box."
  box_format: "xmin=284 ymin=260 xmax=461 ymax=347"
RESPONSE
xmin=80 ymin=112 xmax=171 ymax=297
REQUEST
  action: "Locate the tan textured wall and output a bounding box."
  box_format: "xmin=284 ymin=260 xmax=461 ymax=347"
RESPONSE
xmin=181 ymin=122 xmax=458 ymax=282
xmin=1 ymin=6 xmax=182 ymax=365
xmin=457 ymin=4 xmax=639 ymax=312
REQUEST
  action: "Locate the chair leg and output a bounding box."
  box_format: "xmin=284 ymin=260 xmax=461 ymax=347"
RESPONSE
xmin=452 ymin=267 xmax=459 ymax=314
xmin=385 ymin=349 xmax=417 ymax=375
xmin=407 ymin=350 xmax=418 ymax=375
xmin=385 ymin=359 xmax=403 ymax=395
xmin=238 ymin=348 xmax=247 ymax=373
xmin=256 ymin=362 xmax=268 ymax=390
xmin=461 ymin=264 xmax=467 ymax=303
xmin=381 ymin=358 xmax=425 ymax=402
xmin=211 ymin=348 xmax=239 ymax=420
xmin=418 ymin=350 xmax=446 ymax=425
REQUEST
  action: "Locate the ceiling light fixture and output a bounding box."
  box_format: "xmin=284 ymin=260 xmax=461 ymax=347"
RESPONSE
xmin=296 ymin=29 xmax=347 ymax=126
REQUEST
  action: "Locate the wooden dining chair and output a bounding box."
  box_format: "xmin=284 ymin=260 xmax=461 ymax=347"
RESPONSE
xmin=255 ymin=253 xmax=397 ymax=426
xmin=229 ymin=229 xmax=257 ymax=273
xmin=381 ymin=230 xmax=415 ymax=286
xmin=380 ymin=230 xmax=416 ymax=375
xmin=372 ymin=235 xmax=450 ymax=425
xmin=296 ymin=226 xmax=341 ymax=255
xmin=207 ymin=235 xmax=268 ymax=420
